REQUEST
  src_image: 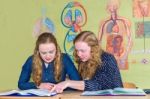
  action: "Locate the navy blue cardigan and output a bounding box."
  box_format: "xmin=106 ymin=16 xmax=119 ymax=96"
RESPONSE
xmin=18 ymin=53 xmax=80 ymax=90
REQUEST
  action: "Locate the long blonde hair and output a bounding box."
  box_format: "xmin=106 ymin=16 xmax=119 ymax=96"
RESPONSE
xmin=73 ymin=31 xmax=103 ymax=79
xmin=32 ymin=32 xmax=62 ymax=86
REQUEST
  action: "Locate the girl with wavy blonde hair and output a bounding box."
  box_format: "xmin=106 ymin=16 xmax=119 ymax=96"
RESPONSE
xmin=32 ymin=32 xmax=62 ymax=85
xmin=51 ymin=31 xmax=123 ymax=93
xmin=73 ymin=31 xmax=103 ymax=79
xmin=18 ymin=32 xmax=80 ymax=90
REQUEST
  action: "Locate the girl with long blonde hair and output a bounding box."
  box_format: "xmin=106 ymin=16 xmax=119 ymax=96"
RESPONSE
xmin=18 ymin=32 xmax=80 ymax=90
xmin=51 ymin=31 xmax=123 ymax=93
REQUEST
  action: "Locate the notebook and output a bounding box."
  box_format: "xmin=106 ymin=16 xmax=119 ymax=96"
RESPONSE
xmin=0 ymin=89 xmax=57 ymax=96
xmin=81 ymin=88 xmax=146 ymax=96
xmin=144 ymin=89 xmax=150 ymax=94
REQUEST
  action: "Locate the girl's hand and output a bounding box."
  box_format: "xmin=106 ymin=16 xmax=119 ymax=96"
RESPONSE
xmin=38 ymin=83 xmax=55 ymax=90
xmin=50 ymin=81 xmax=69 ymax=93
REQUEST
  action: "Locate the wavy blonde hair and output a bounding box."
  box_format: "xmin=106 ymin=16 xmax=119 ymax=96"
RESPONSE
xmin=73 ymin=31 xmax=103 ymax=80
xmin=32 ymin=32 xmax=62 ymax=86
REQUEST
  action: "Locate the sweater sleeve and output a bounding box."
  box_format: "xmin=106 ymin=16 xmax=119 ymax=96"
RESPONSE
xmin=18 ymin=56 xmax=37 ymax=90
xmin=84 ymin=53 xmax=123 ymax=91
xmin=63 ymin=54 xmax=81 ymax=80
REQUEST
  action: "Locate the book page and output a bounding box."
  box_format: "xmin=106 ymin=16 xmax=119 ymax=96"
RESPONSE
xmin=0 ymin=90 xmax=30 ymax=96
xmin=81 ymin=88 xmax=146 ymax=96
xmin=82 ymin=89 xmax=113 ymax=96
xmin=0 ymin=89 xmax=57 ymax=96
xmin=113 ymin=88 xmax=146 ymax=96
xmin=24 ymin=89 xmax=57 ymax=96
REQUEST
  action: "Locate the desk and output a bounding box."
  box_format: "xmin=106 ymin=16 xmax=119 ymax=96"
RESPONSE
xmin=0 ymin=91 xmax=150 ymax=99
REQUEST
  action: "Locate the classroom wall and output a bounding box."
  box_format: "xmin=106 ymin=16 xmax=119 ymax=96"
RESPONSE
xmin=0 ymin=0 xmax=150 ymax=90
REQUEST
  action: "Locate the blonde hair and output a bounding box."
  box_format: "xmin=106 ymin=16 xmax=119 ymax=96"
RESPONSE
xmin=73 ymin=31 xmax=103 ymax=79
xmin=32 ymin=32 xmax=62 ymax=86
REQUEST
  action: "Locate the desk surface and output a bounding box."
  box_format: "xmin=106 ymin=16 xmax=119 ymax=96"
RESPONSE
xmin=0 ymin=91 xmax=150 ymax=99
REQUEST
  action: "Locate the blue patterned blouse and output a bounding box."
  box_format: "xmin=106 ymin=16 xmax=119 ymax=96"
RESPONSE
xmin=84 ymin=52 xmax=123 ymax=91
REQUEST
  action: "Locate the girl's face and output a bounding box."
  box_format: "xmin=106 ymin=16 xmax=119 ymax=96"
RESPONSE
xmin=39 ymin=43 xmax=56 ymax=64
xmin=75 ymin=41 xmax=91 ymax=62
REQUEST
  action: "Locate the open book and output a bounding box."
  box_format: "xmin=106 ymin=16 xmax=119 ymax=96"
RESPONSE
xmin=81 ymin=88 xmax=146 ymax=96
xmin=0 ymin=89 xmax=57 ymax=96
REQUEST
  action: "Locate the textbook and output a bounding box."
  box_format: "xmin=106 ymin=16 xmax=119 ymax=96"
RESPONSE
xmin=81 ymin=88 xmax=146 ymax=96
xmin=144 ymin=89 xmax=150 ymax=94
xmin=0 ymin=89 xmax=57 ymax=96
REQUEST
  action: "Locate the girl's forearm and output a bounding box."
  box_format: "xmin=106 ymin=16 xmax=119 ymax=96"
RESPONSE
xmin=67 ymin=80 xmax=85 ymax=91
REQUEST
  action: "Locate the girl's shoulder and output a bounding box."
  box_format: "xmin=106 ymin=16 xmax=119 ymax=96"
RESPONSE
xmin=101 ymin=52 xmax=115 ymax=61
xmin=61 ymin=53 xmax=72 ymax=60
xmin=24 ymin=55 xmax=33 ymax=63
